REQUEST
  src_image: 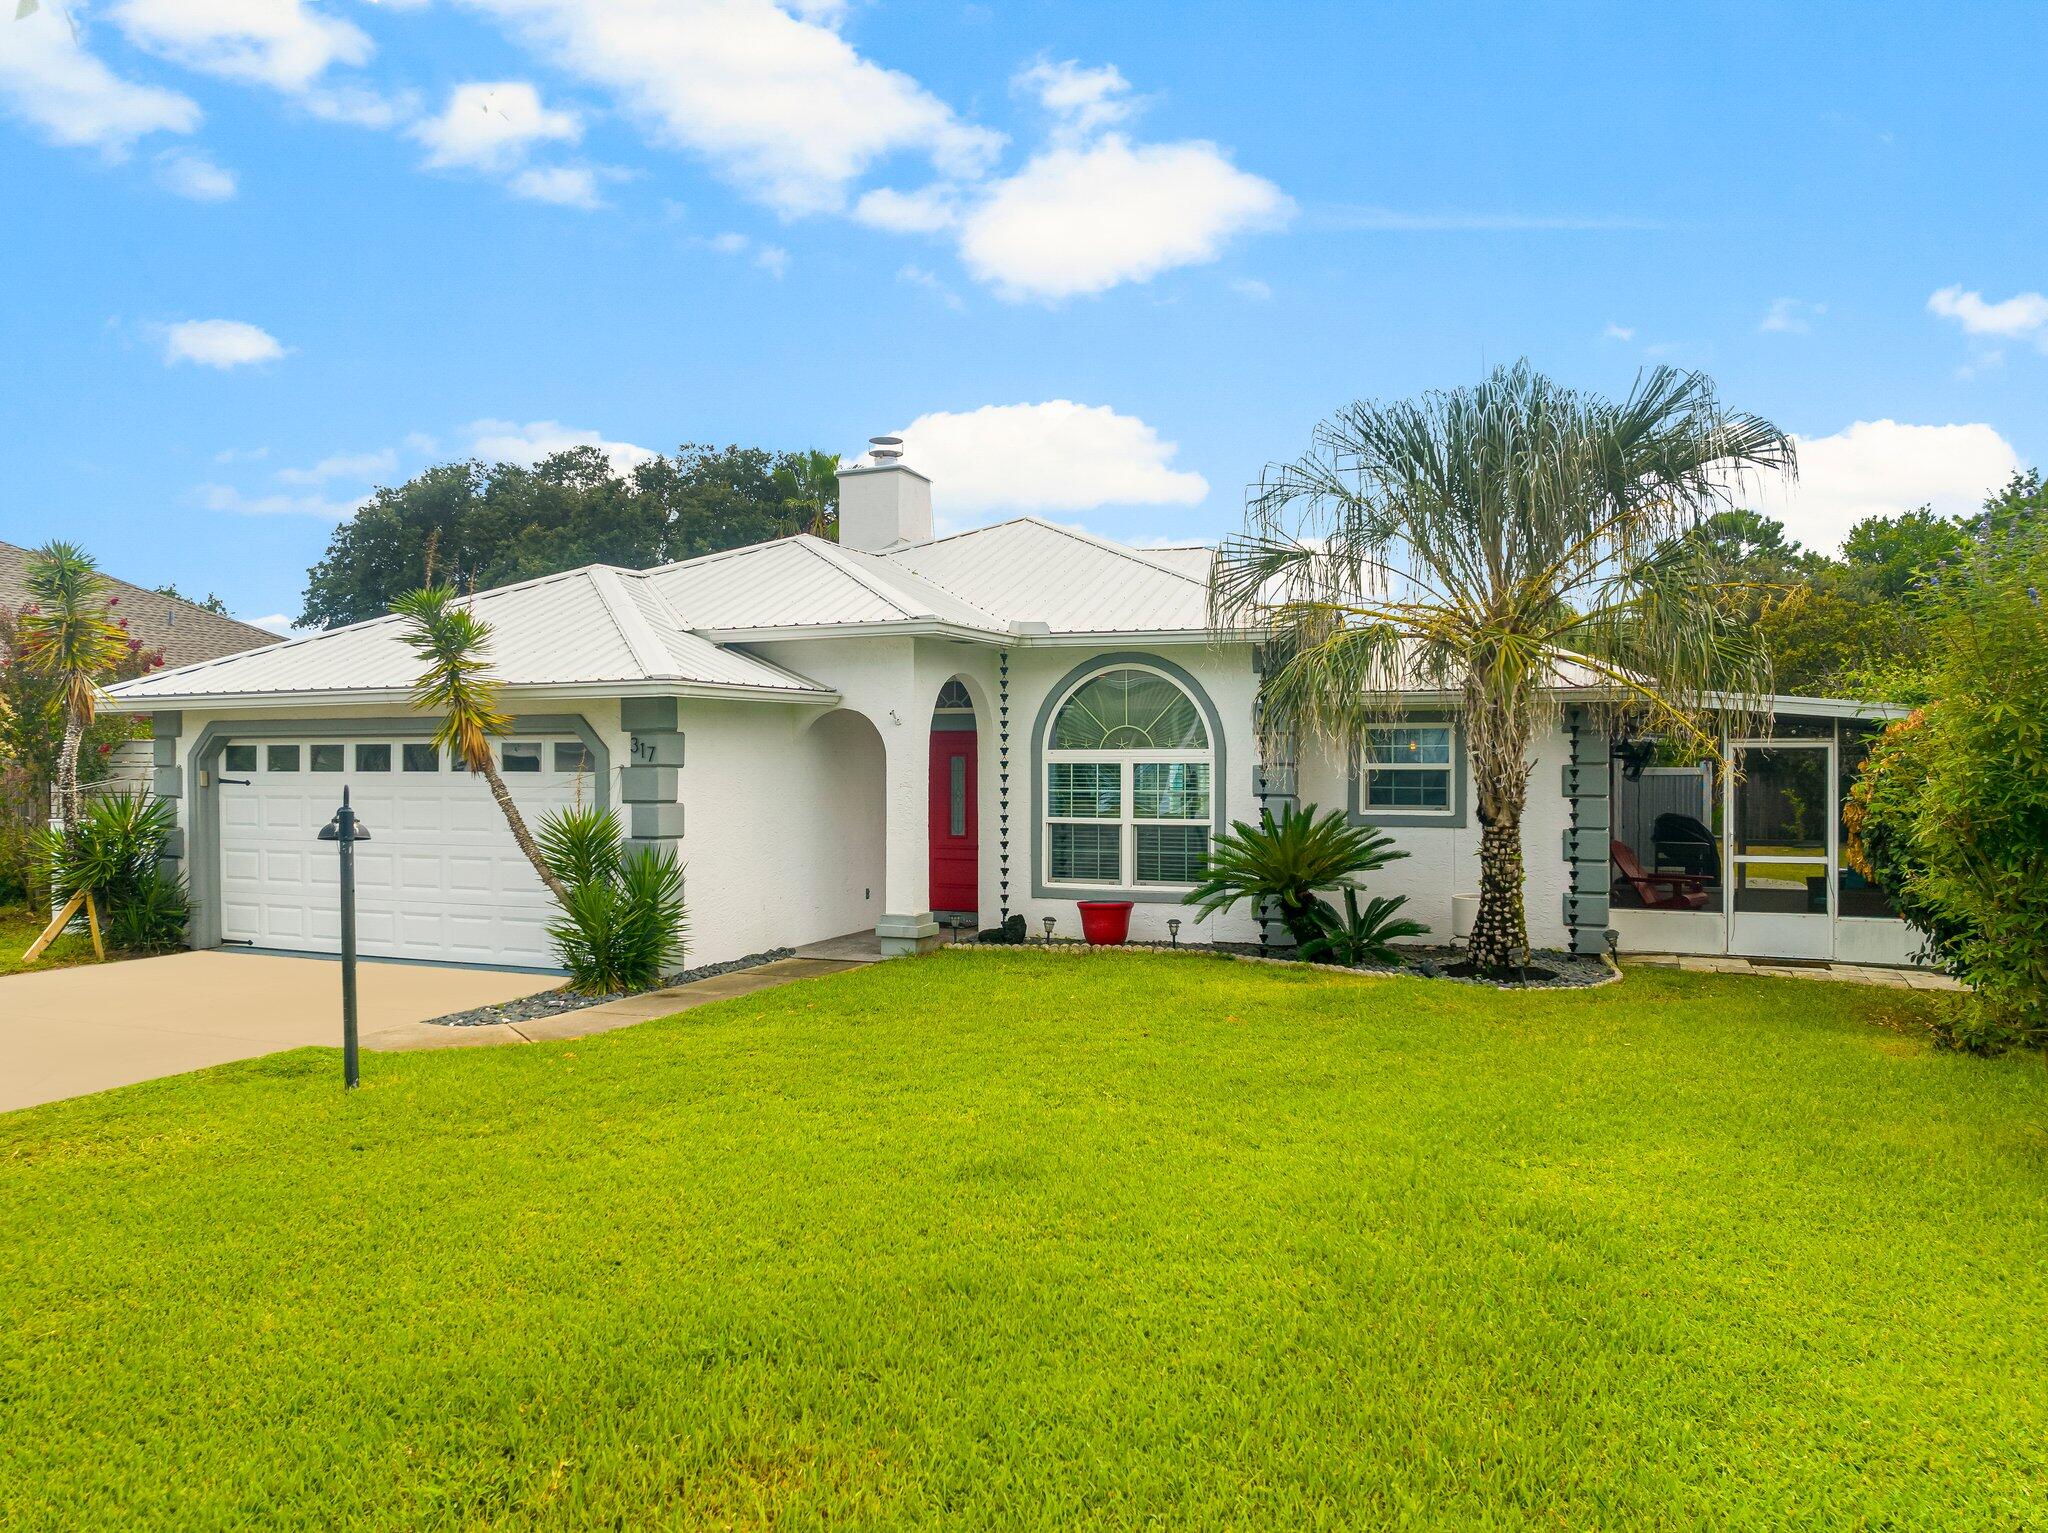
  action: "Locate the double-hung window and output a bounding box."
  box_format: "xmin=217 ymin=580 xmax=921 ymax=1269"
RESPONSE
xmin=1045 ymin=666 xmax=1212 ymax=889
xmin=1362 ymin=724 xmax=1454 ymax=814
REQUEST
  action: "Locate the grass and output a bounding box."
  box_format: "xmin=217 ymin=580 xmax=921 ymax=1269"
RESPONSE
xmin=0 ymin=905 xmax=93 ymax=977
xmin=2 ymin=951 xmax=2044 ymax=1528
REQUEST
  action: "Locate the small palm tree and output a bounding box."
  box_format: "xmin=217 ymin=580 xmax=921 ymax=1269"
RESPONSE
xmin=16 ymin=542 xmax=129 ymax=828
xmin=1213 ymin=364 xmax=1794 ymax=975
xmin=392 ymin=586 xmax=570 ymax=907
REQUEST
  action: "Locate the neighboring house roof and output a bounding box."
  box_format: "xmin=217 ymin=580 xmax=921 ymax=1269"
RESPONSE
xmin=109 ymin=565 xmax=833 ymax=707
xmin=0 ymin=539 xmax=279 ymax=669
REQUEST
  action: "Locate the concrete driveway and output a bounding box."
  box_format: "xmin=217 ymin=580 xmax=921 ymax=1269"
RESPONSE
xmin=1 ymin=950 xmax=552 ymax=1114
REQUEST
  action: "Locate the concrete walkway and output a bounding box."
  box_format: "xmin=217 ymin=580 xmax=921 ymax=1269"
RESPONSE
xmin=1628 ymin=953 xmax=1963 ymax=990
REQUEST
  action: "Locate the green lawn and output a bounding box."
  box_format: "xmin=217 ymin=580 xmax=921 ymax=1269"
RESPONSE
xmin=3 ymin=953 xmax=2044 ymax=1528
xmin=0 ymin=906 xmax=93 ymax=977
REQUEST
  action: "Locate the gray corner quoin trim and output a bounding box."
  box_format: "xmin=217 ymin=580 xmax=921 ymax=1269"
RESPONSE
xmin=183 ymin=713 xmax=607 ymax=951
xmin=1346 ymin=710 xmax=1470 ymax=830
xmin=1030 ymin=650 xmax=1231 ymax=906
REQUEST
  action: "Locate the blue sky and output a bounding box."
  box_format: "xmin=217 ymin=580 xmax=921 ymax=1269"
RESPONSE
xmin=3 ymin=0 xmax=2043 ymax=629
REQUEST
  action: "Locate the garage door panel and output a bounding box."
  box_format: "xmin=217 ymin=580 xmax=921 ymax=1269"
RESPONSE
xmin=217 ymin=739 xmax=584 ymax=969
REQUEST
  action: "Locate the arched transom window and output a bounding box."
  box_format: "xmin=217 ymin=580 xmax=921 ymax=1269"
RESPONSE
xmin=1045 ymin=665 xmax=1212 ymax=888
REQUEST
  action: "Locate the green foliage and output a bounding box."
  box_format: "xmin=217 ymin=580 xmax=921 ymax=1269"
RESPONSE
xmin=1297 ymin=885 xmax=1429 ymax=966
xmin=1184 ymin=803 xmax=1408 ymax=948
xmin=1845 ymin=524 xmax=2048 ymax=1053
xmin=301 ymin=444 xmax=841 ymax=628
xmin=539 ymin=805 xmax=688 ymax=992
xmin=1840 ymin=507 xmax=1972 ymax=603
xmin=43 ymin=791 xmax=189 ymax=952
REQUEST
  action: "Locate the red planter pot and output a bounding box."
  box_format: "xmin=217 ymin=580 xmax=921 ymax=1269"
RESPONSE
xmin=1077 ymin=900 xmax=1135 ymax=945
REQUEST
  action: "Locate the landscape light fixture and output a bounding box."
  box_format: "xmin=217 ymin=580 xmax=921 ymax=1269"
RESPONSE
xmin=1167 ymin=918 xmax=1182 ymax=948
xmin=317 ymin=788 xmax=372 ymax=1089
xmin=1042 ymin=916 xmax=1056 ymax=944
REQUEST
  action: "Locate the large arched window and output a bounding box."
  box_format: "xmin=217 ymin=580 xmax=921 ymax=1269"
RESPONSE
xmin=1044 ymin=665 xmax=1212 ymax=889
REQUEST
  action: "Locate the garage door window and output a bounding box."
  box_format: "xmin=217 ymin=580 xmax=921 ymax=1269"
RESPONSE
xmin=223 ymin=744 xmax=256 ymax=773
xmin=403 ymin=744 xmax=438 ymax=772
xmin=555 ymin=742 xmax=593 ymax=773
xmin=502 ymin=742 xmax=542 ymax=773
xmin=356 ymin=744 xmax=391 ymax=772
xmin=311 ymin=744 xmax=343 ymax=772
xmin=267 ymin=745 xmax=300 ymax=773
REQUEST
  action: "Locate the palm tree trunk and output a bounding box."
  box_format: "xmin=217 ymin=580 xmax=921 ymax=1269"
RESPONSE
xmin=478 ymin=754 xmax=572 ymax=907
xmin=1469 ymin=809 xmax=1529 ymax=974
xmin=54 ymin=708 xmax=84 ymax=829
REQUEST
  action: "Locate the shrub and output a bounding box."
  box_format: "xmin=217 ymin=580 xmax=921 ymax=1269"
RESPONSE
xmin=43 ymin=791 xmax=189 ymax=953
xmin=1184 ymin=804 xmax=1412 ymax=950
xmin=1845 ymin=523 xmax=2048 ymax=1053
xmin=1298 ymin=887 xmax=1430 ymax=967
xmin=539 ymin=805 xmax=688 ymax=993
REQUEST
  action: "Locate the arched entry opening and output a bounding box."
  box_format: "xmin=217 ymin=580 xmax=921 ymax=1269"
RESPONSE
xmin=798 ymin=707 xmax=887 ymax=949
xmin=929 ymin=677 xmax=979 ymax=927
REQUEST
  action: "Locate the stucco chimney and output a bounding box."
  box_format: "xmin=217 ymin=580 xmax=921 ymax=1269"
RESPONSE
xmin=836 ymin=437 xmax=933 ymax=553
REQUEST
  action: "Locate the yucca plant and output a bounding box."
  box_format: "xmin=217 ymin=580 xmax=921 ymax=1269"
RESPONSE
xmin=16 ymin=542 xmax=129 ymax=828
xmin=43 ymin=791 xmax=189 ymax=952
xmin=539 ymin=804 xmax=688 ymax=992
xmin=392 ymin=585 xmax=569 ymax=907
xmin=1184 ymin=803 xmax=1407 ymax=949
xmin=1214 ymin=363 xmax=1793 ymax=974
xmin=1298 ymin=887 xmax=1429 ymax=967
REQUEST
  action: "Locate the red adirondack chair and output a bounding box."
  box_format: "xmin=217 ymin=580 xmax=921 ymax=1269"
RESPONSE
xmin=1611 ymin=840 xmax=1713 ymax=911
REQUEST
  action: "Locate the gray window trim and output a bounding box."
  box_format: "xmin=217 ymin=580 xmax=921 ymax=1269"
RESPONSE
xmin=1347 ymin=711 xmax=1469 ymax=829
xmin=1030 ymin=651 xmax=1229 ymax=905
xmin=184 ymin=713 xmax=607 ymax=950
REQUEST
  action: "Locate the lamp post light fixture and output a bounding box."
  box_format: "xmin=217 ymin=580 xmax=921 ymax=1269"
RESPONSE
xmin=1042 ymin=916 xmax=1056 ymax=944
xmin=317 ymin=787 xmax=372 ymax=1090
xmin=1167 ymin=918 xmax=1182 ymax=948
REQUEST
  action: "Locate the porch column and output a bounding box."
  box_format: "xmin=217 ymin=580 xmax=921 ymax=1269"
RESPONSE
xmin=878 ymin=727 xmax=940 ymax=956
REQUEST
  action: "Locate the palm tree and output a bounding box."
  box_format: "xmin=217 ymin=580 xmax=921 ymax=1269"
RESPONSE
xmin=16 ymin=542 xmax=129 ymax=829
xmin=391 ymin=586 xmax=570 ymax=907
xmin=1211 ymin=363 xmax=1794 ymax=975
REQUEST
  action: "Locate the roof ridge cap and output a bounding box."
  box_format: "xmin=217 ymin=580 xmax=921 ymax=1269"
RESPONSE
xmin=587 ymin=566 xmax=685 ymax=680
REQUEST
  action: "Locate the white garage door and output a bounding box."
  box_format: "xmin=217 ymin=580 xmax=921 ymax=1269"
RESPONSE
xmin=217 ymin=735 xmax=596 ymax=969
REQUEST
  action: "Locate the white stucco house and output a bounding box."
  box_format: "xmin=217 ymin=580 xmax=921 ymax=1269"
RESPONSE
xmin=109 ymin=454 xmax=1921 ymax=973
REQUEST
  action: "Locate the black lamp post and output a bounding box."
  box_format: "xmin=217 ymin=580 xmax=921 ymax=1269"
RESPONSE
xmin=318 ymin=788 xmax=372 ymax=1089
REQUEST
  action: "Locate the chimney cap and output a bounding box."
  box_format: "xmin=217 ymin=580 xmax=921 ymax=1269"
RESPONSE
xmin=868 ymin=433 xmax=904 ymax=461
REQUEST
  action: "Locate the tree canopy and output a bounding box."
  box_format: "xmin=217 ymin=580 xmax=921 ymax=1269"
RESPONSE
xmin=300 ymin=444 xmax=840 ymax=629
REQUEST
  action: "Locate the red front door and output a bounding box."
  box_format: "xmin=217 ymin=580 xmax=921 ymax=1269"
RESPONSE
xmin=929 ymin=730 xmax=978 ymax=916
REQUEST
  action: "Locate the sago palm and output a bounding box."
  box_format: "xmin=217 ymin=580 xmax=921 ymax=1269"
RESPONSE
xmin=1212 ymin=363 xmax=1793 ymax=974
xmin=16 ymin=542 xmax=129 ymax=828
xmin=392 ymin=585 xmax=570 ymax=907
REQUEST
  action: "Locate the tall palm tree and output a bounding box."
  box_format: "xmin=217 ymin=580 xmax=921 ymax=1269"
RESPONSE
xmin=1212 ymin=363 xmax=1795 ymax=975
xmin=16 ymin=542 xmax=129 ymax=829
xmin=392 ymin=586 xmax=570 ymax=907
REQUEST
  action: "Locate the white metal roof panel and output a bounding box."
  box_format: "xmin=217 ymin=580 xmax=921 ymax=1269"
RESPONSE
xmin=110 ymin=567 xmax=830 ymax=703
xmin=646 ymin=535 xmax=1006 ymax=633
xmin=886 ymin=519 xmax=1215 ymax=633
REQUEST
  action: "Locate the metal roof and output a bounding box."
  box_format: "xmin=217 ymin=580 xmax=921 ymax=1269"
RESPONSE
xmin=108 ymin=566 xmax=832 ymax=707
xmin=885 ymin=519 xmax=1217 ymax=634
xmin=645 ymin=535 xmax=1007 ymax=635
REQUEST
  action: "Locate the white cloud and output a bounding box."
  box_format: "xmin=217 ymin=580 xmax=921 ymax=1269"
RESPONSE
xmin=277 ymin=448 xmax=398 ymax=485
xmin=1927 ymin=285 xmax=2048 ymax=343
xmin=1015 ymin=59 xmax=1135 ymax=136
xmin=890 ymin=401 xmax=1208 ymax=519
xmin=111 ymin=0 xmax=372 ymax=93
xmin=957 ymin=134 xmax=1291 ymax=301
xmin=162 ymin=318 xmax=286 ymax=368
xmin=511 ymin=164 xmax=605 ymax=207
xmin=454 ymin=0 xmax=1002 ymax=214
xmin=1760 ymin=297 xmax=1823 ymax=334
xmin=244 ymin=613 xmax=302 ymax=634
xmin=1601 ymin=322 xmax=1636 ymax=341
xmin=156 ymin=148 xmax=236 ymax=199
xmin=413 ymin=81 xmax=579 ymax=171
xmin=0 ymin=8 xmax=199 ymax=155
xmin=467 ymin=418 xmax=655 ymax=475
xmin=853 ymin=184 xmax=959 ymax=234
xmin=753 ymin=243 xmax=789 ymax=277
xmin=897 ymin=264 xmax=964 ymax=310
xmin=1742 ymin=419 xmax=2023 ymax=552
xmin=1229 ymin=276 xmax=1271 ymax=302
xmin=194 ymin=483 xmax=356 ymax=517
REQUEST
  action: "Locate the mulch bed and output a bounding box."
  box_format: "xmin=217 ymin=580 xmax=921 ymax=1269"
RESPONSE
xmin=978 ymin=937 xmax=1616 ymax=990
xmin=422 ymin=947 xmax=796 ymax=1028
